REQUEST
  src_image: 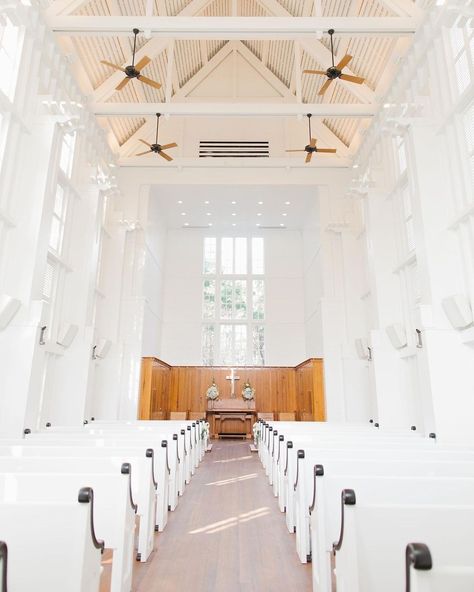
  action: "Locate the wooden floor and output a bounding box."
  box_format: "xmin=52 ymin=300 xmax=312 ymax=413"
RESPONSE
xmin=129 ymin=439 xmax=312 ymax=592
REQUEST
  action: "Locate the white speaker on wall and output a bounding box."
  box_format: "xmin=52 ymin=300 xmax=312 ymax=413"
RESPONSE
xmin=386 ymin=323 xmax=408 ymax=349
xmin=441 ymin=294 xmax=473 ymax=329
xmin=56 ymin=324 xmax=79 ymax=348
xmin=354 ymin=338 xmax=369 ymax=360
xmin=95 ymin=338 xmax=112 ymax=359
xmin=0 ymin=295 xmax=21 ymax=331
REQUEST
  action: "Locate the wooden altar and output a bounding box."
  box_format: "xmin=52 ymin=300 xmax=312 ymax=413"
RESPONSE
xmin=206 ymin=399 xmax=257 ymax=439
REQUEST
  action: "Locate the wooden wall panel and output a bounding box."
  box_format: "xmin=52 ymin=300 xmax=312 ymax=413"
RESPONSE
xmin=139 ymin=358 xmax=325 ymax=421
xmin=138 ymin=357 xmax=171 ymax=420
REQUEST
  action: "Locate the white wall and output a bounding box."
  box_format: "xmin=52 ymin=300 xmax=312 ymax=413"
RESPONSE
xmin=159 ymin=227 xmax=306 ymax=366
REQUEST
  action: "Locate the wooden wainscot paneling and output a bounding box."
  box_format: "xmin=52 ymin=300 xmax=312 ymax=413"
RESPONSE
xmin=139 ymin=358 xmax=325 ymax=423
xmin=295 ymin=358 xmax=325 ymax=421
xmin=138 ymin=358 xmax=171 ymax=420
xmin=169 ymin=366 xmax=297 ymax=418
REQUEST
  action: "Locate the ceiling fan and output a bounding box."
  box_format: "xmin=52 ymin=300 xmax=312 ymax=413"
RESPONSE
xmin=286 ymin=114 xmax=336 ymax=164
xmin=100 ymin=28 xmax=162 ymax=92
xmin=136 ymin=113 xmax=178 ymax=161
xmin=303 ymin=29 xmax=365 ymax=96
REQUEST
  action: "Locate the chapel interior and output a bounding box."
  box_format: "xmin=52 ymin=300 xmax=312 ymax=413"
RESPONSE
xmin=0 ymin=0 xmax=473 ymax=590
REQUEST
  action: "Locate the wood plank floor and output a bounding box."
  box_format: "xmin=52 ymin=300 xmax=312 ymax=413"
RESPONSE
xmin=132 ymin=439 xmax=312 ymax=592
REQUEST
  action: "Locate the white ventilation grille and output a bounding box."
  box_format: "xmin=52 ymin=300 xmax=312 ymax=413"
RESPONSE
xmin=199 ymin=141 xmax=269 ymax=158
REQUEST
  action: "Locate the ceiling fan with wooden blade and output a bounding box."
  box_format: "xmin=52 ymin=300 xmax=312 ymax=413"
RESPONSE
xmin=100 ymin=28 xmax=162 ymax=92
xmin=303 ymin=29 xmax=365 ymax=96
xmin=136 ymin=113 xmax=178 ymax=161
xmin=285 ymin=113 xmax=336 ymax=164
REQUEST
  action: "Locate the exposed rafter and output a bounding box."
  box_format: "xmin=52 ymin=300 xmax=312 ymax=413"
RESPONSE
xmin=48 ymin=16 xmax=419 ymax=38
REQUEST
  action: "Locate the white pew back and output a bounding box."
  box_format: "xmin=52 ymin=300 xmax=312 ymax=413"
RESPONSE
xmin=0 ymin=493 xmax=103 ymax=592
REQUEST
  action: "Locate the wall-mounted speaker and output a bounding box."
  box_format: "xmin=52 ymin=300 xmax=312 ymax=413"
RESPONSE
xmin=354 ymin=338 xmax=369 ymax=360
xmin=441 ymin=294 xmax=473 ymax=329
xmin=386 ymin=323 xmax=408 ymax=349
xmin=56 ymin=323 xmax=79 ymax=348
xmin=95 ymin=338 xmax=112 ymax=359
xmin=0 ymin=295 xmax=21 ymax=331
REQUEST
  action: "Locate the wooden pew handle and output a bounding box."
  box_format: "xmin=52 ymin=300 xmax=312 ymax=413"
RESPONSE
xmin=284 ymin=441 xmax=293 ymax=477
xmin=162 ymin=440 xmax=171 ymax=475
xmin=121 ymin=463 xmax=138 ymax=513
xmin=277 ymin=435 xmax=284 ymax=464
xmin=0 ymin=540 xmax=7 ymax=592
xmin=309 ymin=464 xmax=324 ymax=515
xmin=173 ymin=434 xmax=181 ymax=464
xmin=293 ymin=450 xmax=305 ymax=491
xmin=332 ymin=489 xmax=356 ymax=553
xmin=405 ymin=543 xmax=432 ymax=592
xmin=146 ymin=448 xmax=158 ymax=488
xmin=78 ymin=487 xmax=105 ymax=553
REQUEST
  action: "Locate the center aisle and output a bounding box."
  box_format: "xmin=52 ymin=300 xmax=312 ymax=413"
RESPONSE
xmin=134 ymin=440 xmax=312 ymax=592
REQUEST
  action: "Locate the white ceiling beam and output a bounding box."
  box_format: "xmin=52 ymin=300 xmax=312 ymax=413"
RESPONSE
xmin=91 ymin=102 xmax=377 ymax=116
xmin=118 ymin=156 xmax=353 ymax=167
xmin=49 ymin=16 xmax=419 ymax=37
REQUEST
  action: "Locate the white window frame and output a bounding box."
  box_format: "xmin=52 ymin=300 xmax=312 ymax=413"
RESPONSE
xmin=201 ymin=236 xmax=265 ymax=366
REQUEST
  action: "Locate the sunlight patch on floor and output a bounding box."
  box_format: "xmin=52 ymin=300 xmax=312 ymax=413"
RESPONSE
xmin=206 ymin=473 xmax=258 ymax=487
xmin=189 ymin=507 xmax=271 ymax=535
xmin=213 ymin=455 xmax=252 ymax=464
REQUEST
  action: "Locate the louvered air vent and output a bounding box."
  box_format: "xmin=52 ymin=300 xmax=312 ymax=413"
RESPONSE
xmin=199 ymin=141 xmax=269 ymax=158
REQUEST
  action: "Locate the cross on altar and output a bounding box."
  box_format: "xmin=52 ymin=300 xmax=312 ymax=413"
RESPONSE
xmin=225 ymin=368 xmax=240 ymax=398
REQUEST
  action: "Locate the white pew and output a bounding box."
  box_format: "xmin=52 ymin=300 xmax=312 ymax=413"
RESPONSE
xmin=310 ymin=471 xmax=474 ymax=592
xmin=335 ymin=502 xmax=474 ymax=592
xmin=0 ymin=449 xmax=156 ymax=562
xmin=290 ymin=445 xmax=474 ymax=565
xmin=406 ymin=543 xmax=474 ymax=592
xmin=0 ymin=489 xmax=103 ymax=591
xmin=284 ymin=438 xmax=439 ymax=539
xmin=0 ymin=470 xmax=135 ymax=592
xmin=23 ymin=434 xmax=171 ymax=532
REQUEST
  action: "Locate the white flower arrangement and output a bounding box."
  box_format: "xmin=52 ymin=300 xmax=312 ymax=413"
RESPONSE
xmin=206 ymin=380 xmax=219 ymax=401
xmin=201 ymin=421 xmax=210 ymax=442
xmin=242 ymin=380 xmax=255 ymax=401
xmin=252 ymin=422 xmax=261 ymax=445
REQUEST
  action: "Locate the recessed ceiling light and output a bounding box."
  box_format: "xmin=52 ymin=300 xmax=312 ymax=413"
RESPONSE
xmin=257 ymin=212 xmax=262 ymax=216
xmin=184 ymin=222 xmax=189 ymax=227
xmin=280 ymin=223 xmax=285 ymax=227
xmin=282 ymin=213 xmax=287 ymax=216
xmin=208 ymin=223 xmax=213 ymax=227
xmin=285 ymin=201 xmax=291 ymax=205
xmin=232 ymin=223 xmax=236 ymax=227
xmin=204 ymin=200 xmax=210 ymax=204
xmin=232 ymin=213 xmax=236 ymax=216
xmin=181 ymin=212 xmax=186 ymax=216
xmin=206 ymin=212 xmax=211 ymax=216
xmin=231 ymin=201 xmax=237 ymax=205
xmin=178 ymin=200 xmax=183 ymax=204
xmin=352 ymin=164 xmax=359 ymax=169
xmin=256 ymin=223 xmax=261 ymax=227
xmin=258 ymin=201 xmax=264 ymax=205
